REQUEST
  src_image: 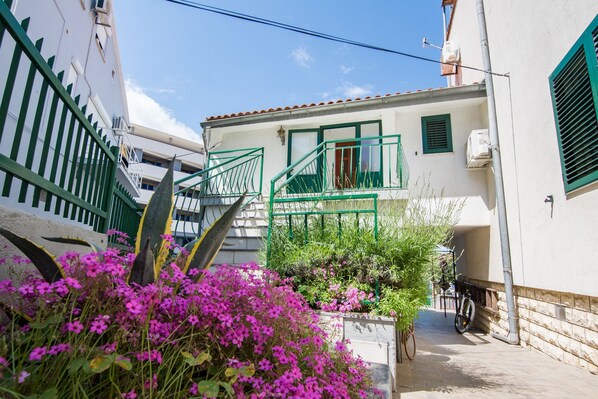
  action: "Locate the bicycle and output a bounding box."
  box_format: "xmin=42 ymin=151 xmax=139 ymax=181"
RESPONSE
xmin=454 ymin=289 xmax=476 ymax=334
xmin=401 ymin=322 xmax=416 ymax=360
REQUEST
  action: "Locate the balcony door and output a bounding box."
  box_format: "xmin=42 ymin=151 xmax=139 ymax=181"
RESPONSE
xmin=334 ymin=141 xmax=357 ymax=189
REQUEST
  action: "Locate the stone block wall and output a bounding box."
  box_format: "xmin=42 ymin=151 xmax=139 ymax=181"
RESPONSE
xmin=467 ymin=278 xmax=598 ymax=375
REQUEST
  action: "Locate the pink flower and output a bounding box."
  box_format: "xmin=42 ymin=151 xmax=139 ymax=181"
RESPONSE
xmin=258 ymin=358 xmax=273 ymax=371
xmin=188 ymin=315 xmax=199 ymax=325
xmin=125 ymin=299 xmax=142 ymax=315
xmin=65 ymin=277 xmax=82 ymax=289
xmin=48 ymin=343 xmax=70 ymax=355
xmin=29 ymin=346 xmax=47 ymax=361
xmin=36 ymin=282 xmax=52 ymax=295
xmin=90 ymin=315 xmax=109 ymax=334
xmin=189 ymin=382 xmax=198 ymax=395
xmin=65 ymin=321 xmax=84 ymax=334
xmin=101 ymin=341 xmax=117 ymax=354
xmin=121 ymin=390 xmax=137 ymax=399
xmin=17 ymin=370 xmax=30 ymax=383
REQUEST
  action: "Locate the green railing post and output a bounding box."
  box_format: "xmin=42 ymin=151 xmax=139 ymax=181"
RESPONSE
xmin=101 ymin=146 xmax=119 ymax=233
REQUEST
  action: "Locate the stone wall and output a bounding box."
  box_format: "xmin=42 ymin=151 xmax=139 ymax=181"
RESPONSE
xmin=467 ymin=278 xmax=598 ymax=375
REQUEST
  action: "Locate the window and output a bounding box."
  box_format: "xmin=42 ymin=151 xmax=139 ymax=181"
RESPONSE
xmin=421 ymin=114 xmax=453 ymax=154
xmin=96 ymin=25 xmax=108 ymax=55
xmin=141 ymin=181 xmax=156 ymax=191
xmin=549 ymin=15 xmax=598 ymax=193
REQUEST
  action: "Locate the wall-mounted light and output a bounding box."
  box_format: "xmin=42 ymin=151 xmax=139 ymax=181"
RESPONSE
xmin=277 ymin=126 xmax=286 ymax=146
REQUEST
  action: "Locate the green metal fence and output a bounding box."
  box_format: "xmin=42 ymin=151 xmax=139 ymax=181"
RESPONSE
xmin=108 ymin=182 xmax=142 ymax=245
xmin=172 ymin=147 xmax=264 ymax=242
xmin=0 ymin=0 xmax=140 ymax=236
xmin=267 ymin=134 xmax=408 ymax=257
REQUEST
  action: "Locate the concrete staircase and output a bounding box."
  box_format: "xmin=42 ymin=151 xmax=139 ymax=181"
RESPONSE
xmin=213 ymin=200 xmax=267 ymax=265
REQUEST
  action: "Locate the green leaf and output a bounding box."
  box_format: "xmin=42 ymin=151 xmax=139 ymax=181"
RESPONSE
xmin=197 ymin=380 xmax=220 ymax=398
xmin=88 ymin=355 xmax=113 ymax=373
xmin=183 ymin=351 xmax=211 ymax=366
xmin=240 ymin=363 xmax=255 ymax=377
xmin=135 ymin=157 xmax=175 ymax=270
xmin=128 ymin=238 xmax=155 ymax=286
xmin=219 ymin=382 xmax=234 ymax=397
xmin=29 ymin=320 xmax=48 ymax=329
xmin=0 ymin=301 xmax=32 ymax=326
xmin=0 ymin=227 xmax=65 ymax=283
xmin=39 ymin=387 xmax=58 ymax=399
xmin=41 ymin=236 xmax=103 ymax=253
xmin=68 ymin=358 xmax=87 ymax=376
xmin=182 ymin=193 xmax=247 ymax=277
xmin=114 ymin=357 xmax=132 ymax=371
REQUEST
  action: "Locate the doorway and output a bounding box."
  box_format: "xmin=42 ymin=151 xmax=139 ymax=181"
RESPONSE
xmin=335 ymin=141 xmax=356 ymax=189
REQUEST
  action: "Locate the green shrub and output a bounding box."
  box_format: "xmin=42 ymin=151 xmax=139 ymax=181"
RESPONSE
xmin=264 ymin=182 xmax=461 ymax=330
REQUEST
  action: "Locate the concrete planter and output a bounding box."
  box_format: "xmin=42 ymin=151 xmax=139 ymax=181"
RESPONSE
xmin=318 ymin=311 xmax=397 ymax=396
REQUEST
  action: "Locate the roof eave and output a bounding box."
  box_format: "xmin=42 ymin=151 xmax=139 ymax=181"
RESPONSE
xmin=201 ymin=83 xmax=486 ymax=129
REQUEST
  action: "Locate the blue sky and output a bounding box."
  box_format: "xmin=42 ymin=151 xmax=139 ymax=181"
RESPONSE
xmin=114 ymin=1 xmax=448 ymax=142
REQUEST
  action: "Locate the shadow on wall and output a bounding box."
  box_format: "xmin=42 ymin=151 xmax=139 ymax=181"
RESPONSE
xmin=462 ymin=226 xmax=491 ymax=281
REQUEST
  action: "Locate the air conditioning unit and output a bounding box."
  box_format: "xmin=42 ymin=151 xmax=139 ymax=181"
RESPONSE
xmin=94 ymin=0 xmax=111 ymax=27
xmin=466 ymin=129 xmax=491 ymax=168
xmin=441 ymin=41 xmax=460 ymax=63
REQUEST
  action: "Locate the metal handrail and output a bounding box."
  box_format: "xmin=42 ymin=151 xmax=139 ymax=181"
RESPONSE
xmin=172 ymin=147 xmax=264 ymax=240
xmin=266 ymin=134 xmax=408 ymax=262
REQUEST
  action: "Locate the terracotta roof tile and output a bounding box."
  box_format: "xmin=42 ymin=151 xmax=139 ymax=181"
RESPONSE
xmin=204 ymin=83 xmax=480 ymax=121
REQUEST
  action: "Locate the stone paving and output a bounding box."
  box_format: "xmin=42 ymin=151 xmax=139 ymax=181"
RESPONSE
xmin=396 ymin=308 xmax=598 ymax=398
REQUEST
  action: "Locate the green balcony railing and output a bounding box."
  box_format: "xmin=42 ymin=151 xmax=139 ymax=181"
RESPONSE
xmin=266 ymin=134 xmax=408 ymax=258
xmin=172 ymin=147 xmax=264 ymax=242
xmin=0 ymin=0 xmax=122 ymax=233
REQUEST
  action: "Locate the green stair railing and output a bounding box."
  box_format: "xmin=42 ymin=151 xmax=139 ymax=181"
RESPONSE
xmin=0 ymin=0 xmax=123 ymax=232
xmin=173 ymin=147 xmax=264 ymax=242
xmin=266 ymin=134 xmax=408 ymax=258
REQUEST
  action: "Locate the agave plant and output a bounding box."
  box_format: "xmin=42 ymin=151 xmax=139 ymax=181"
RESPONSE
xmin=0 ymin=158 xmax=246 ymax=287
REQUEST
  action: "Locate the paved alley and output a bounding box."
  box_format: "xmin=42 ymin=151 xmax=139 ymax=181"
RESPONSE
xmin=397 ymin=309 xmax=598 ymax=399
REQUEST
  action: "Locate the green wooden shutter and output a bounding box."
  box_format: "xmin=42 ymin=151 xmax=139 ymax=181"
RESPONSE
xmin=549 ymin=16 xmax=598 ymax=193
xmin=422 ymin=114 xmax=453 ymax=154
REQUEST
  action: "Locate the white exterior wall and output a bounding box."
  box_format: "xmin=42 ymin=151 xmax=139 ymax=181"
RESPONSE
xmin=10 ymin=0 xmax=129 ymax=144
xmin=128 ymin=127 xmax=204 ymax=206
xmin=447 ymin=0 xmax=598 ymax=296
xmin=208 ymin=94 xmax=490 ymax=230
xmin=0 ymin=0 xmax=135 ymax=228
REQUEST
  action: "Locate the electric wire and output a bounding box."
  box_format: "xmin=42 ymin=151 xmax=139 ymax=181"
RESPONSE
xmin=163 ymin=0 xmax=509 ymax=78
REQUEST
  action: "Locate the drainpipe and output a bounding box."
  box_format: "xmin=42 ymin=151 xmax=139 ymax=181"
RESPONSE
xmin=475 ymin=0 xmax=519 ymax=345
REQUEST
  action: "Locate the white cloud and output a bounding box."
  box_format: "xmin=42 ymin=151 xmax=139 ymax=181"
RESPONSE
xmin=125 ymin=80 xmax=202 ymax=143
xmin=291 ymin=47 xmax=314 ymax=68
xmin=340 ymin=65 xmax=354 ymax=74
xmin=337 ymin=82 xmax=373 ymax=98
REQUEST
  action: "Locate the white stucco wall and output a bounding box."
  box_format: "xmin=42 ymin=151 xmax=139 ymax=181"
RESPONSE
xmin=208 ymin=94 xmax=490 ymax=231
xmin=447 ymin=1 xmax=598 ymax=295
xmin=0 ymin=0 xmax=132 ymax=231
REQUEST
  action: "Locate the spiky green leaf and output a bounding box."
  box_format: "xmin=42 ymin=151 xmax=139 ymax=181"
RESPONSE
xmin=128 ymin=238 xmax=155 ymax=286
xmin=182 ymin=193 xmax=246 ymax=277
xmin=135 ymin=157 xmax=175 ymax=266
xmin=0 ymin=227 xmax=65 ymax=283
xmin=0 ymin=300 xmax=32 ymax=326
xmin=41 ymin=236 xmax=103 ymax=253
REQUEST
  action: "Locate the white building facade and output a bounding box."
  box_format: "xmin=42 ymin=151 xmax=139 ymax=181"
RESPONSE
xmin=128 ymin=124 xmax=205 ymax=244
xmin=0 ymin=0 xmax=139 ymax=241
xmin=441 ymin=0 xmax=598 ymax=372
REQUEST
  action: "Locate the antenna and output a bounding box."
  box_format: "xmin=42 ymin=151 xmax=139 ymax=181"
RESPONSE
xmin=422 ymin=37 xmax=443 ymax=50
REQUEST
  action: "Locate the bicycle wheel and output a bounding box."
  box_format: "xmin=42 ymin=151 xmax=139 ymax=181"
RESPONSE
xmin=454 ymin=297 xmax=475 ymax=334
xmin=403 ymin=324 xmax=416 ymax=360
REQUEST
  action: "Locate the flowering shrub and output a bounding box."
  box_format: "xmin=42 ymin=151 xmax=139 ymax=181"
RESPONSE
xmin=0 ymin=250 xmax=374 ymax=398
